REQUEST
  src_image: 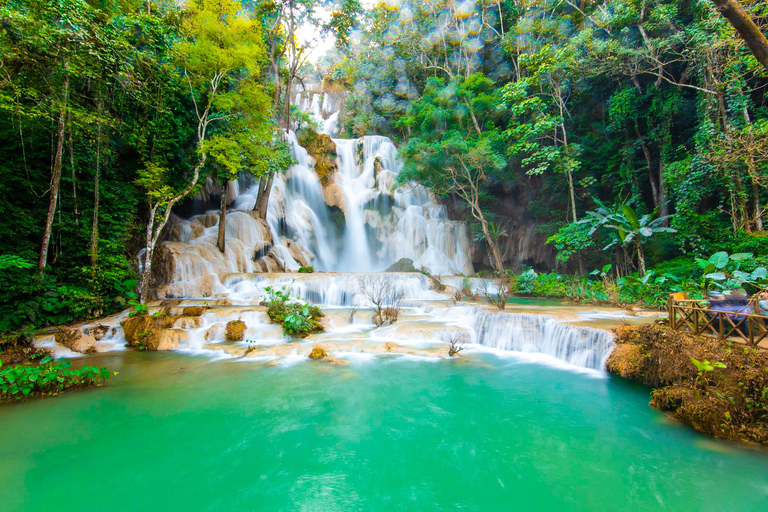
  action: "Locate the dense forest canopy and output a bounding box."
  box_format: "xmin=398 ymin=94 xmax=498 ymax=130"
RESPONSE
xmin=1 ymin=0 xmax=767 ymax=332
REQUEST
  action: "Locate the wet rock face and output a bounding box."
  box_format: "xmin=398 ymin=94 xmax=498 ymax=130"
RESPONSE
xmin=297 ymin=128 xmax=338 ymax=186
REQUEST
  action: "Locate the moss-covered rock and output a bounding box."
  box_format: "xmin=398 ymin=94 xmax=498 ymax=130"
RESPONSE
xmin=386 ymin=258 xmax=417 ymax=272
xmin=225 ymin=320 xmax=246 ymax=342
xmin=181 ymin=306 xmax=206 ymax=317
xmin=308 ymin=346 xmax=327 ymax=359
xmin=120 ymin=314 xmax=176 ymax=351
xmin=297 ymin=128 xmax=337 ymax=186
xmin=607 ymin=323 xmax=768 ymax=445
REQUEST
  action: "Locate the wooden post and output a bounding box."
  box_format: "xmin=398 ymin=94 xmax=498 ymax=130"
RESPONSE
xmin=668 ymin=294 xmax=674 ymax=329
xmin=719 ymin=313 xmax=724 ymax=340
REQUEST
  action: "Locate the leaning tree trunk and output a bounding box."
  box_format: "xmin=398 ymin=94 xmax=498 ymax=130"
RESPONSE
xmin=476 ymin=209 xmax=505 ymax=276
xmin=254 ymin=173 xmax=275 ymax=220
xmin=217 ymin=182 xmax=227 ymax=254
xmin=711 ymin=0 xmax=768 ymax=72
xmin=39 ymin=68 xmax=69 ymax=275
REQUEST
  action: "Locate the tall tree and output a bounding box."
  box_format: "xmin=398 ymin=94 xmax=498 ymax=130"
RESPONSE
xmin=136 ymin=0 xmax=266 ymax=302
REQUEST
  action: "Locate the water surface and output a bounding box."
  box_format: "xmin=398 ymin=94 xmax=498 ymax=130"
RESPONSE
xmin=1 ymin=351 xmax=767 ymax=511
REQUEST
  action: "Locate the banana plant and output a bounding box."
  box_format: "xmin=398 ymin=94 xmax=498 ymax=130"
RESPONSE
xmin=584 ymin=196 xmax=676 ymax=276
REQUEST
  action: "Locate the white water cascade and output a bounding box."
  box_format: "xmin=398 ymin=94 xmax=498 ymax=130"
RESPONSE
xmin=432 ymin=306 xmax=616 ymax=370
xmin=158 ymin=116 xmax=473 ymax=296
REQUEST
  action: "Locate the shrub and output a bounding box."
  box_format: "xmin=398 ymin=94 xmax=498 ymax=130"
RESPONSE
xmin=0 ymin=355 xmax=109 ymax=402
xmin=263 ymin=286 xmax=324 ymax=337
xmin=298 ymin=266 xmax=314 ymax=273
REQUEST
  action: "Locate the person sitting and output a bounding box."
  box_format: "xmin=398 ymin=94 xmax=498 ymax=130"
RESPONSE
xmin=758 ymin=291 xmax=768 ymax=317
xmin=706 ymin=290 xmax=751 ymax=336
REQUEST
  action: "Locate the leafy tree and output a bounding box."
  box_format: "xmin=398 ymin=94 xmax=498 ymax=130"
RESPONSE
xmin=136 ymin=0 xmax=267 ymax=302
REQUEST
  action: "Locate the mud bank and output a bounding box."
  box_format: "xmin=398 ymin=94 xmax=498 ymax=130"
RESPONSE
xmin=607 ymin=324 xmax=768 ymax=445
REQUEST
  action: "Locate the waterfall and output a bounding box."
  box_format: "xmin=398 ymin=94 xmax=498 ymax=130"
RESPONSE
xmin=335 ymin=139 xmax=374 ymax=271
xmin=435 ymin=306 xmax=615 ymax=370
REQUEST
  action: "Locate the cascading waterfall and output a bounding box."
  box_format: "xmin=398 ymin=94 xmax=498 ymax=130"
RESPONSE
xmin=54 ymin=90 xmax=622 ymax=374
xmin=335 ymin=138 xmax=374 ymax=271
xmin=433 ymin=306 xmax=615 ymax=370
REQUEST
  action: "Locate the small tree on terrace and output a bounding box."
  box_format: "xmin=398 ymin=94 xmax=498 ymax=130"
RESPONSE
xmin=359 ymin=275 xmax=405 ymax=327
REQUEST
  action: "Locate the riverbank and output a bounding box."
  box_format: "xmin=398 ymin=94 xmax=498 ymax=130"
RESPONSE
xmin=606 ymin=323 xmax=768 ymax=445
xmin=0 ymin=335 xmax=109 ymax=404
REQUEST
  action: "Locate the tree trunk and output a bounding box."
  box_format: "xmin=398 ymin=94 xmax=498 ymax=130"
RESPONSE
xmin=254 ymin=173 xmax=275 ymax=220
xmin=560 ymin=121 xmax=578 ymax=222
xmin=566 ymin=166 xmax=578 ymax=222
xmin=751 ymin=169 xmax=763 ymax=231
xmin=659 ymin=155 xmax=668 ymax=227
xmin=68 ymin=130 xmax=78 ymax=225
xmin=476 ymin=208 xmax=505 ymax=275
xmin=90 ymin=99 xmax=102 ymax=266
xmin=139 ymin=151 xmax=208 ymax=303
xmin=636 ymin=239 xmax=646 ymax=277
xmin=39 ymin=67 xmax=69 ymax=275
xmin=711 ymin=0 xmax=768 ymax=72
xmin=638 ymin=131 xmax=661 ymax=208
xmin=217 ymin=183 xmax=227 ymax=254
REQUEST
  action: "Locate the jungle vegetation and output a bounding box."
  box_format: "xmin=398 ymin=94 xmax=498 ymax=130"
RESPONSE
xmin=1 ymin=0 xmax=767 ymax=333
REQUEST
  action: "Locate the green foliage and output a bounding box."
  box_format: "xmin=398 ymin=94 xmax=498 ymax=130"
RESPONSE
xmin=0 ymin=355 xmax=109 ymax=402
xmin=298 ymin=266 xmax=314 ymax=273
xmin=546 ymin=222 xmax=595 ymax=263
xmin=263 ymin=286 xmax=324 ymax=337
xmin=691 ymin=357 xmax=727 ymax=374
xmin=696 ymin=251 xmax=768 ymax=294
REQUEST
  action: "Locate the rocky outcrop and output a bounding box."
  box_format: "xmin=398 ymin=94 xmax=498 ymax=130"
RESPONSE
xmin=120 ymin=314 xmax=178 ymax=351
xmin=385 ymin=258 xmax=418 ymax=272
xmin=297 ymin=129 xmax=337 ymax=186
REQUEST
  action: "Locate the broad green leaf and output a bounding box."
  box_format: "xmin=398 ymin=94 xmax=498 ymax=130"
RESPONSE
xmin=709 ymin=252 xmax=729 ymax=269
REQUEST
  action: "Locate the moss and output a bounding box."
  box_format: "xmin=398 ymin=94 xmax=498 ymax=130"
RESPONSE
xmin=386 ymin=258 xmax=417 ymax=272
xmin=225 ymin=320 xmax=246 ymax=342
xmin=120 ymin=314 xmax=175 ymax=351
xmin=182 ymin=306 xmax=206 ymax=317
xmin=308 ymin=346 xmax=327 ymax=359
xmin=297 ymin=128 xmax=337 ymax=186
xmin=607 ymin=323 xmax=768 ymax=445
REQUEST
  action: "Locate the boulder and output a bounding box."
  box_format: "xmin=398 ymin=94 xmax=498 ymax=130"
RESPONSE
xmin=181 ymin=306 xmax=206 ymax=317
xmin=308 ymin=346 xmax=327 ymax=360
xmin=225 ymin=320 xmax=246 ymax=342
xmin=386 ymin=258 xmax=418 ymax=272
xmin=120 ymin=314 xmax=176 ymax=351
xmin=54 ymin=328 xmax=98 ymax=353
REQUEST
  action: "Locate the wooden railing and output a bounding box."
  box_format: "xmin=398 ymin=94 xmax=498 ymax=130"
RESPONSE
xmin=668 ymin=296 xmax=768 ymax=347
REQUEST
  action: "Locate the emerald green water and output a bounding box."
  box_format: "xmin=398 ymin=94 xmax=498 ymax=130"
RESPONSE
xmin=2 ymin=352 xmax=767 ymax=511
